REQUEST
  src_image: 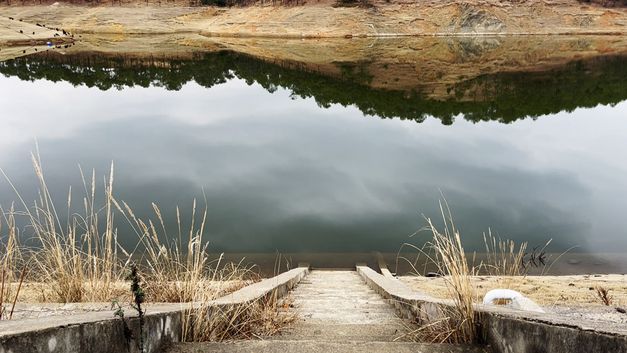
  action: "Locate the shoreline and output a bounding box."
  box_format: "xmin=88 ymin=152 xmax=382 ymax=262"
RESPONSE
xmin=1 ymin=0 xmax=626 ymax=43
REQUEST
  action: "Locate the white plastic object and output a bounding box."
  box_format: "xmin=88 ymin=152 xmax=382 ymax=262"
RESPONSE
xmin=483 ymin=289 xmax=545 ymax=313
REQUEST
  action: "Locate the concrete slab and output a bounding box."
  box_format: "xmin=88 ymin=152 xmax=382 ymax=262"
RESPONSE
xmin=282 ymin=270 xmax=416 ymax=341
xmin=167 ymin=340 xmax=489 ymax=353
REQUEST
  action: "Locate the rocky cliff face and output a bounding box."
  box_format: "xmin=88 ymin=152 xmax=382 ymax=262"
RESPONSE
xmin=447 ymin=3 xmax=506 ymax=34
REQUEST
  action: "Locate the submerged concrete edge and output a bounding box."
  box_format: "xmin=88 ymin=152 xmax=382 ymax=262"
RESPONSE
xmin=356 ymin=265 xmax=627 ymax=353
xmin=0 ymin=266 xmax=309 ymax=353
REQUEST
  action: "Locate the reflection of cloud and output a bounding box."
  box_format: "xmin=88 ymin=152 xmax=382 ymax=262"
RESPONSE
xmin=1 ymin=75 xmax=627 ymax=253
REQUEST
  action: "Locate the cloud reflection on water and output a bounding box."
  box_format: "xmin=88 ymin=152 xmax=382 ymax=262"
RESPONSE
xmin=0 ymin=75 xmax=626 ymax=253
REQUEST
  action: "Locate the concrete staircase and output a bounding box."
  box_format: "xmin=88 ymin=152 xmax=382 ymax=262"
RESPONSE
xmin=279 ymin=270 xmax=413 ymax=341
xmin=167 ymin=270 xmax=487 ymax=353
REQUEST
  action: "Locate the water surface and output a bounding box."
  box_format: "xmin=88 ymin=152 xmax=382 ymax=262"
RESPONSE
xmin=1 ymin=36 xmax=626 ymax=268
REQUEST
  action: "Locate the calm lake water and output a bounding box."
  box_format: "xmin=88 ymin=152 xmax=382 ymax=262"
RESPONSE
xmin=1 ymin=37 xmax=626 ymax=271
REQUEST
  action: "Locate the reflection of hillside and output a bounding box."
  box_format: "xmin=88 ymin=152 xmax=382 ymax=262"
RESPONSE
xmin=1 ymin=36 xmax=626 ymax=124
xmin=204 ymin=35 xmax=627 ymax=101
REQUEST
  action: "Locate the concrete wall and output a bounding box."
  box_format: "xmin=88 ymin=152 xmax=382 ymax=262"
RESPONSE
xmin=0 ymin=267 xmax=309 ymax=353
xmin=356 ymin=265 xmax=627 ymax=353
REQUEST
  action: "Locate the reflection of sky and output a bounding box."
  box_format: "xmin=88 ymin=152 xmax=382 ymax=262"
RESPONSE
xmin=1 ymin=75 xmax=626 ymax=253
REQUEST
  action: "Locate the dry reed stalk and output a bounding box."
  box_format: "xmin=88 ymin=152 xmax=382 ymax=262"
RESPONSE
xmin=595 ymin=286 xmax=613 ymax=306
xmin=113 ymin=197 xmax=253 ymax=303
xmin=1 ymin=148 xmax=127 ymax=303
xmin=401 ymin=200 xmax=477 ymax=344
xmin=178 ymin=253 xmax=294 ymax=342
xmin=182 ymin=288 xmax=296 ymax=342
xmin=423 ymin=201 xmax=476 ymax=344
xmin=1 ymin=150 xmax=291 ymax=342
xmin=0 ymin=205 xmax=26 ymax=319
xmin=481 ymin=230 xmax=528 ymax=277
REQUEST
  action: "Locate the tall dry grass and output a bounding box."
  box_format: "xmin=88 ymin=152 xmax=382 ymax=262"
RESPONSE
xmin=481 ymin=230 xmax=528 ymax=277
xmin=0 ymin=206 xmax=27 ymax=319
xmin=1 ymin=151 xmax=126 ymax=303
xmin=0 ymin=149 xmax=253 ymax=307
xmin=419 ymin=201 xmax=476 ymax=344
xmin=401 ymin=199 xmax=561 ymax=344
xmin=0 ymin=149 xmax=296 ymax=342
xmin=113 ymin=198 xmax=255 ymax=303
xmin=180 ymin=254 xmax=295 ymax=342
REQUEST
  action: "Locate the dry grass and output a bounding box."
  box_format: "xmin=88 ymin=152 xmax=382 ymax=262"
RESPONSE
xmin=1 ymin=150 xmax=126 ymax=303
xmin=114 ymin=198 xmax=254 ymax=303
xmin=595 ymin=286 xmax=613 ymax=306
xmin=0 ymin=207 xmax=26 ymax=319
xmin=0 ymin=150 xmax=295 ymax=342
xmin=402 ymin=201 xmax=477 ymax=344
xmin=481 ymin=230 xmax=528 ymax=277
xmin=0 ymin=148 xmax=252 ymax=305
xmin=181 ymin=254 xmax=296 ymax=342
xmin=401 ymin=274 xmax=627 ymax=307
xmin=182 ymin=290 xmax=296 ymax=342
xmin=400 ymin=199 xmax=556 ymax=344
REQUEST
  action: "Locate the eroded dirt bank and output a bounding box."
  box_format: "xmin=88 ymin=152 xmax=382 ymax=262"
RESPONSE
xmin=1 ymin=0 xmax=627 ymax=39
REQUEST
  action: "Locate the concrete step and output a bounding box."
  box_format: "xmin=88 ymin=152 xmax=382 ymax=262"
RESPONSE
xmin=275 ymin=323 xmax=410 ymax=342
xmin=295 ymin=303 xmax=396 ymax=311
xmin=167 ymin=340 xmax=489 ymax=353
xmin=291 ymin=292 xmax=381 ymax=298
xmin=293 ymin=298 xmax=393 ymax=306
xmin=298 ymin=310 xmax=400 ymax=318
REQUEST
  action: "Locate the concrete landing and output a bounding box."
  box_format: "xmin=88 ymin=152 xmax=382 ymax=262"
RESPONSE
xmin=168 ymin=340 xmax=486 ymax=353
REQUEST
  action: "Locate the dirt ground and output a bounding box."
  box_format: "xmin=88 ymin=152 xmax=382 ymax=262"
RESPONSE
xmin=4 ymin=279 xmax=247 ymax=304
xmin=401 ymin=274 xmax=627 ymax=324
xmin=400 ymin=274 xmax=627 ymax=307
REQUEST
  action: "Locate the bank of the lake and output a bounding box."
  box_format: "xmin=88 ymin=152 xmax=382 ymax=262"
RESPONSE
xmin=0 ymin=0 xmax=626 ymax=43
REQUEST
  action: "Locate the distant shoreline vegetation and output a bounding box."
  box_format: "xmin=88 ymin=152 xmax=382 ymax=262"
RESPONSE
xmin=1 ymin=50 xmax=626 ymax=124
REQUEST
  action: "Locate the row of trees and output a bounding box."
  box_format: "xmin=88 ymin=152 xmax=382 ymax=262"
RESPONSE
xmin=1 ymin=50 xmax=626 ymax=124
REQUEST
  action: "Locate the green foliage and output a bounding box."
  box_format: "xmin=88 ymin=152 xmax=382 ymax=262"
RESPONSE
xmin=127 ymin=264 xmax=146 ymax=353
xmin=110 ymin=265 xmax=146 ymax=353
xmin=1 ymin=50 xmax=626 ymax=125
xmin=111 ymin=300 xmax=133 ymax=345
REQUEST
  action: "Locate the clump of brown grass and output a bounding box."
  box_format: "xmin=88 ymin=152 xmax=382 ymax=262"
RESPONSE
xmin=1 ymin=149 xmax=296 ymax=342
xmin=419 ymin=201 xmax=476 ymax=344
xmin=399 ymin=200 xmax=477 ymax=344
xmin=182 ymin=288 xmax=297 ymax=342
xmin=481 ymin=230 xmax=528 ymax=277
xmin=179 ymin=253 xmax=296 ymax=342
xmin=113 ymin=198 xmax=254 ymax=303
xmin=0 ymin=207 xmax=27 ymax=320
xmin=401 ymin=199 xmax=564 ymax=343
xmin=595 ymin=286 xmax=613 ymax=306
xmin=1 ymin=150 xmax=127 ymax=303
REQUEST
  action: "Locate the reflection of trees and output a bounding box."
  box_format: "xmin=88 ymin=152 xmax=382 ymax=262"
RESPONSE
xmin=1 ymin=50 xmax=626 ymax=124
